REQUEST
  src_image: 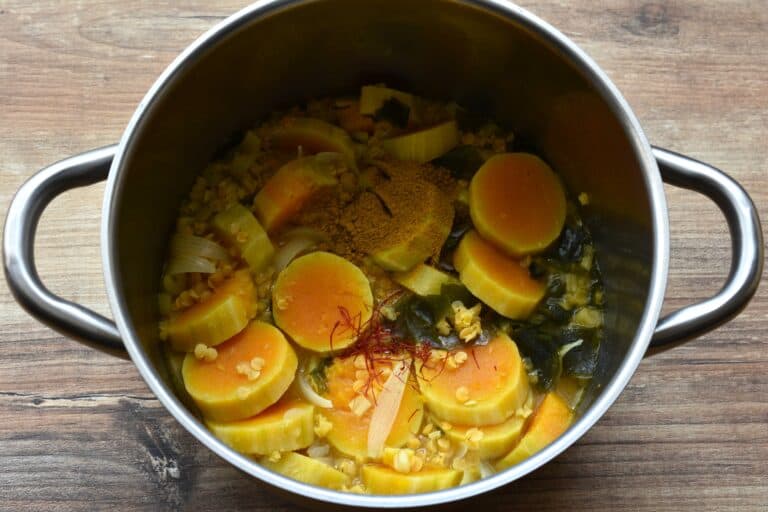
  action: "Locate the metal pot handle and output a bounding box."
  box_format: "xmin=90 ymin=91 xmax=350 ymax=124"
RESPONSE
xmin=649 ymin=146 xmax=763 ymax=353
xmin=3 ymin=145 xmax=128 ymax=359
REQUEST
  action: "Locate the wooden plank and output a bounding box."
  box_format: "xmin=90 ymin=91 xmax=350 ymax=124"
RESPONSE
xmin=0 ymin=1 xmax=765 ymax=510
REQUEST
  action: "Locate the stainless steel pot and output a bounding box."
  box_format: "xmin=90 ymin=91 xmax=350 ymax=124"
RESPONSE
xmin=3 ymin=0 xmax=763 ymax=508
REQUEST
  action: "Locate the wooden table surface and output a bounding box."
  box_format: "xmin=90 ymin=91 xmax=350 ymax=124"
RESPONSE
xmin=1 ymin=1 xmax=766 ymax=510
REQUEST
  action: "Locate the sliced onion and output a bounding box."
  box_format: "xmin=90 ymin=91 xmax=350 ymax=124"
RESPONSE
xmin=166 ymin=254 xmax=216 ymax=275
xmin=306 ymin=443 xmax=330 ymax=458
xmin=297 ymin=368 xmax=333 ymax=409
xmin=273 ymin=236 xmax=318 ymax=273
xmin=479 ymin=460 xmax=495 ymax=479
xmin=558 ymin=339 xmax=584 ymax=359
xmin=170 ymin=234 xmax=229 ymax=261
xmin=367 ymin=359 xmax=410 ymax=458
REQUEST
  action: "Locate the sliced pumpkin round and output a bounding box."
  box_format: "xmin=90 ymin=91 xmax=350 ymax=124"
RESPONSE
xmin=495 ymin=392 xmax=574 ymax=471
xmin=182 ymin=320 xmax=297 ymax=422
xmin=442 ymin=414 xmax=526 ymax=459
xmin=469 ymin=153 xmax=566 ymax=256
xmin=416 ymin=334 xmax=529 ymax=426
xmin=361 ymin=464 xmax=461 ymax=495
xmin=272 ymin=252 xmax=373 ymax=352
xmin=321 ymin=355 xmax=424 ymax=460
xmin=165 ymin=269 xmax=256 ymax=351
xmin=454 ymin=230 xmax=545 ymax=319
xmin=206 ymin=396 xmax=314 ymax=455
xmin=262 ymin=452 xmax=350 ymax=490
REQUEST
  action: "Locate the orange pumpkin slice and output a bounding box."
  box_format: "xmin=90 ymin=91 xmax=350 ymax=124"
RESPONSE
xmin=454 ymin=230 xmax=545 ymax=319
xmin=320 ymin=355 xmax=424 ymax=459
xmin=495 ymin=392 xmax=574 ymax=471
xmin=469 ymin=153 xmax=566 ymax=256
xmin=361 ymin=464 xmax=461 ymax=495
xmin=182 ymin=321 xmax=297 ymax=422
xmin=416 ymin=334 xmax=529 ymax=426
xmin=165 ymin=269 xmax=256 ymax=352
xmin=272 ymin=252 xmax=373 ymax=352
xmin=253 ymin=153 xmax=346 ymax=233
xmin=271 ymin=117 xmax=356 ymax=166
xmin=206 ymin=396 xmax=314 ymax=455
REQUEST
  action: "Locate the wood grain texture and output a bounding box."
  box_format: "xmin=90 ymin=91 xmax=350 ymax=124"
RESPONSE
xmin=0 ymin=1 xmax=765 ymax=510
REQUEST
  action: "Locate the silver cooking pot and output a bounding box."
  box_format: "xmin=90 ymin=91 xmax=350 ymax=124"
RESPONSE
xmin=3 ymin=0 xmax=763 ymax=508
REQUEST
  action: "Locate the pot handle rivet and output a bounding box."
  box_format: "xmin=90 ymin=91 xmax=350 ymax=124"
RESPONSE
xmin=649 ymin=146 xmax=763 ymax=353
xmin=3 ymin=145 xmax=128 ymax=359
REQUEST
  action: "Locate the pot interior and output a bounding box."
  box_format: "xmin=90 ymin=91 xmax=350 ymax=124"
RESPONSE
xmin=110 ymin=0 xmax=656 ymax=437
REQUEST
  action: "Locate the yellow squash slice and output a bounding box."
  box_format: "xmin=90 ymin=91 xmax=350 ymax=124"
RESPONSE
xmin=361 ymin=464 xmax=461 ymax=495
xmin=393 ymin=264 xmax=460 ymax=296
xmin=262 ymin=452 xmax=349 ymax=490
xmin=165 ymin=269 xmax=256 ymax=351
xmin=182 ymin=321 xmax=298 ymax=422
xmin=206 ymin=397 xmax=314 ymax=455
xmin=380 ymin=120 xmax=460 ymax=163
xmin=443 ymin=414 xmax=526 ymax=459
xmin=212 ymin=203 xmax=274 ymax=272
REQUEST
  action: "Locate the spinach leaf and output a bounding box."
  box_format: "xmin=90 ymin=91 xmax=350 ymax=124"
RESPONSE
xmin=432 ymin=145 xmax=485 ymax=181
xmin=514 ymin=326 xmax=561 ymax=391
xmin=555 ymin=224 xmax=588 ymax=262
xmin=437 ymin=216 xmax=472 ymax=272
xmin=374 ymin=98 xmax=410 ymax=128
xmin=561 ymin=328 xmax=600 ymax=378
xmin=393 ymin=284 xmax=477 ymax=349
xmin=308 ymin=357 xmax=332 ymax=394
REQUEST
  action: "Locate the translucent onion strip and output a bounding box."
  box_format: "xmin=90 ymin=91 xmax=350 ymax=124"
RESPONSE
xmin=165 ymin=254 xmax=216 ymax=275
xmin=297 ymin=368 xmax=333 ymax=409
xmin=367 ymin=359 xmax=410 ymax=458
xmin=479 ymin=460 xmax=495 ymax=479
xmin=273 ymin=236 xmax=318 ymax=273
xmin=170 ymin=234 xmax=229 ymax=261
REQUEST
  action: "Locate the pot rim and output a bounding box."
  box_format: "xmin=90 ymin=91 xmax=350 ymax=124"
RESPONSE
xmin=101 ymin=0 xmax=670 ymax=507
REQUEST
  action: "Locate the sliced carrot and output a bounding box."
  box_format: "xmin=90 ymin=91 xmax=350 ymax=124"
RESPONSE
xmin=321 ymin=355 xmax=424 ymax=459
xmin=253 ymin=153 xmax=346 ymax=233
xmin=416 ymin=334 xmax=529 ymax=426
xmin=453 ymin=230 xmax=545 ymax=319
xmin=469 ymin=153 xmax=566 ymax=256
xmin=272 ymin=252 xmax=373 ymax=352
xmin=271 ymin=117 xmax=357 ymax=166
xmin=206 ymin=396 xmax=314 ymax=455
xmin=165 ymin=269 xmax=256 ymax=351
xmin=495 ymin=392 xmax=574 ymax=471
xmin=182 ymin=321 xmax=297 ymax=422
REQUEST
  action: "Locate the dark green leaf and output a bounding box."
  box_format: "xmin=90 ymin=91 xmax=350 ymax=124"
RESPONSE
xmin=514 ymin=326 xmax=561 ymax=391
xmin=308 ymin=357 xmax=332 ymax=394
xmin=562 ymin=333 xmax=599 ymax=378
xmin=438 ymin=216 xmax=472 ymax=272
xmin=374 ymin=98 xmax=410 ymax=128
xmin=432 ymin=145 xmax=485 ymax=180
xmin=556 ymin=224 xmax=588 ymax=262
